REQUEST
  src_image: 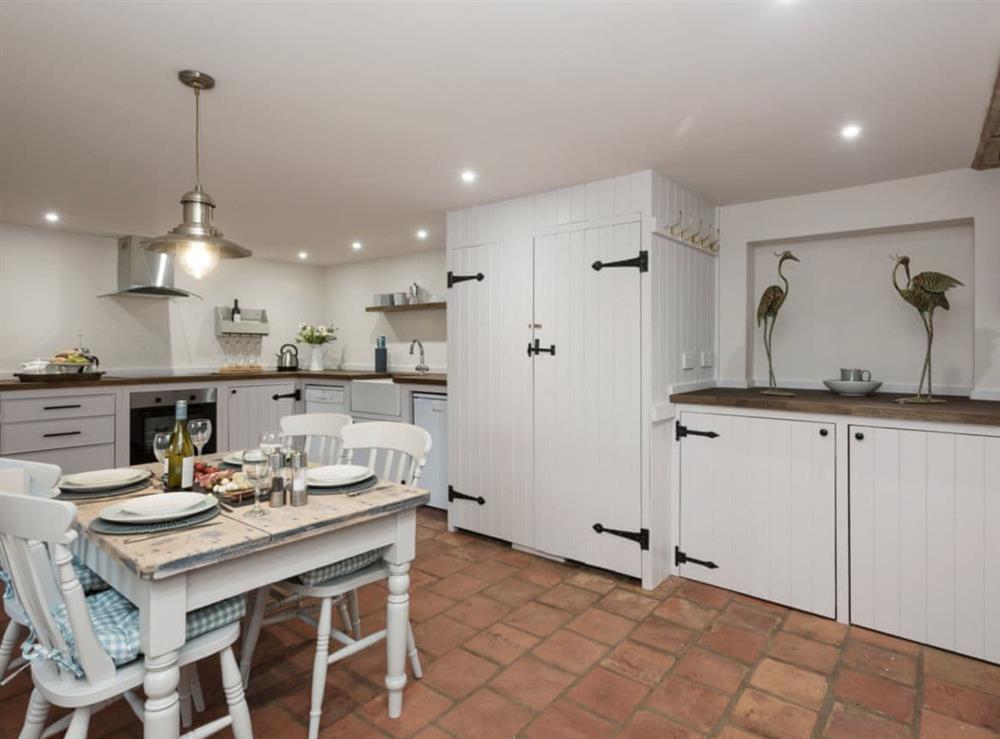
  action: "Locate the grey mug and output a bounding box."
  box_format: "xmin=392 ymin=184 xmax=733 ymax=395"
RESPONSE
xmin=840 ymin=368 xmax=871 ymax=382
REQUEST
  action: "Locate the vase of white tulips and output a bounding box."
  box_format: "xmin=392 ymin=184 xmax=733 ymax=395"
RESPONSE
xmin=296 ymin=323 xmax=337 ymax=371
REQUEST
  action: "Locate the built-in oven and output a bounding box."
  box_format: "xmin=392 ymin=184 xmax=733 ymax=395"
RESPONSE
xmin=129 ymin=388 xmax=218 ymax=464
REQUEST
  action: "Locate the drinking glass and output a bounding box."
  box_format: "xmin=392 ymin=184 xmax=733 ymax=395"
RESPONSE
xmin=188 ymin=419 xmax=212 ymax=456
xmin=153 ymin=432 xmax=172 ymax=484
xmin=259 ymin=431 xmax=284 ymax=456
xmin=242 ymin=449 xmax=270 ymax=517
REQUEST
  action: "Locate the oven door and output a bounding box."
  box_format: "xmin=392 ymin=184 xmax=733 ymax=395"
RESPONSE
xmin=129 ymin=402 xmax=217 ymax=464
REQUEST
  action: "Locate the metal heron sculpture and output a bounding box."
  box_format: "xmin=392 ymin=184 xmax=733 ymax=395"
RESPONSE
xmin=891 ymin=255 xmax=963 ymax=403
xmin=756 ymin=250 xmax=799 ymax=396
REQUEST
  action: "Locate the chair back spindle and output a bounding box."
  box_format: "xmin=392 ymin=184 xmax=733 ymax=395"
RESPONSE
xmin=340 ymin=422 xmax=431 ymax=486
xmin=280 ymin=413 xmax=352 ymax=465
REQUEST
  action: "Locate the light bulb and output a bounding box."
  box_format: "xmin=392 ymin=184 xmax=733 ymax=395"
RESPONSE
xmin=44 ymin=212 xmax=59 ymax=223
xmin=460 ymin=170 xmax=477 ymax=183
xmin=841 ymin=124 xmax=862 ymax=140
xmin=178 ymin=240 xmax=219 ymax=279
xmin=416 ymin=229 xmax=428 ymax=240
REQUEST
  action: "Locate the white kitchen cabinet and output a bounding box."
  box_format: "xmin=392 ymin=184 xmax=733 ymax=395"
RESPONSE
xmin=412 ymin=393 xmax=448 ymax=509
xmin=447 ymin=238 xmax=534 ymax=545
xmin=850 ymin=425 xmax=1000 ymax=663
xmin=226 ymin=382 xmax=298 ymax=451
xmin=532 ymin=223 xmax=643 ymax=576
xmin=677 ymin=411 xmax=836 ymax=617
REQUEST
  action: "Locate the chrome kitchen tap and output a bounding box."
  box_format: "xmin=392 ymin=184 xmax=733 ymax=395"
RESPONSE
xmin=409 ymin=339 xmax=429 ymax=374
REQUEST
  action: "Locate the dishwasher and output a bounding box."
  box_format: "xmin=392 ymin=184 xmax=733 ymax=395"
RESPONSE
xmin=304 ymin=385 xmax=348 ymax=415
xmin=412 ymin=392 xmax=448 ymax=509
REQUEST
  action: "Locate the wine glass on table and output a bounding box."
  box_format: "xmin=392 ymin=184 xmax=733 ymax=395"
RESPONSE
xmin=188 ymin=419 xmax=212 ymax=457
xmin=152 ymin=432 xmax=172 ymax=487
xmin=242 ymin=449 xmax=270 ymax=517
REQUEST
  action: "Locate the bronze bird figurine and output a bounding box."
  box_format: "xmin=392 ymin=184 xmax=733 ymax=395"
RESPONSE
xmin=891 ymin=254 xmax=963 ymax=402
xmin=757 ymin=250 xmax=799 ymax=394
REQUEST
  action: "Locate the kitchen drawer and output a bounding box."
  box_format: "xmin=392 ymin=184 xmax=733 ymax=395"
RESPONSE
xmin=1 ymin=416 xmax=115 ymax=455
xmin=3 ymin=443 xmax=116 ymax=475
xmin=0 ymin=393 xmax=115 ymax=423
xmin=351 ymin=379 xmax=401 ymax=417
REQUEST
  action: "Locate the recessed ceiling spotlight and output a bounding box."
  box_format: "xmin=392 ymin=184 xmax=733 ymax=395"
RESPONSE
xmin=44 ymin=212 xmax=59 ymax=223
xmin=416 ymin=229 xmax=428 ymax=240
xmin=298 ymin=251 xmax=308 ymax=260
xmin=841 ymin=124 xmax=862 ymax=140
xmin=460 ymin=170 xmax=477 ymax=184
xmin=352 ymin=241 xmax=363 ymax=251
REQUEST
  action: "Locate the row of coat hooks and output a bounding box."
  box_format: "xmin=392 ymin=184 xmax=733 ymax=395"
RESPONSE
xmin=667 ymin=210 xmax=720 ymax=253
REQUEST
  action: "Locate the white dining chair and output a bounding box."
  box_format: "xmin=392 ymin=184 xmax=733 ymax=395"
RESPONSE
xmin=238 ymin=421 xmax=431 ymax=739
xmin=0 ymin=468 xmax=254 ymax=739
xmin=279 ymin=412 xmax=352 ymax=465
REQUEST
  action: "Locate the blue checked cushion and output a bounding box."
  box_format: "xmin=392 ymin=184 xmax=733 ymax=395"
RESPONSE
xmin=52 ymin=589 xmax=245 ymax=672
xmin=2 ymin=556 xmax=107 ymax=625
xmin=294 ymin=548 xmax=386 ymax=587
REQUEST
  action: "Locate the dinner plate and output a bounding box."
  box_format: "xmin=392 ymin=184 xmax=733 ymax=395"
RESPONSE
xmin=59 ymin=468 xmax=152 ymax=492
xmin=306 ymin=465 xmax=372 ymax=487
xmin=99 ymin=493 xmax=217 ymax=524
xmin=221 ymin=451 xmax=246 ymax=466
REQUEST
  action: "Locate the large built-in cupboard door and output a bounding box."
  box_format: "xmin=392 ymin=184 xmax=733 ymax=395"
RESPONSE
xmin=447 ymin=239 xmax=533 ymax=545
xmin=532 ymin=222 xmax=642 ymax=577
xmin=678 ymin=411 xmax=836 ymax=617
xmin=850 ymin=426 xmax=1000 ymax=663
xmin=227 ymin=383 xmax=297 ymax=452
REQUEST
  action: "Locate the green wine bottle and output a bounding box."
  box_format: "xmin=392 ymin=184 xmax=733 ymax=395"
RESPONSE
xmin=166 ymin=400 xmax=195 ymax=490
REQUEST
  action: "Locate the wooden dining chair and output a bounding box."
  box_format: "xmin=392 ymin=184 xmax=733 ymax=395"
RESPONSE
xmin=279 ymin=411 xmax=352 ymax=464
xmin=0 ymin=468 xmax=254 ymax=739
xmin=238 ymin=421 xmax=431 ymax=739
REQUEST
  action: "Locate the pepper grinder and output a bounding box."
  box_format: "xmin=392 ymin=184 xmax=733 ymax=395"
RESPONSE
xmin=289 ymin=449 xmax=309 ymax=506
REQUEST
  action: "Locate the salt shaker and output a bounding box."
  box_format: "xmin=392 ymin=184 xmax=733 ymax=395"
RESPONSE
xmin=268 ymin=452 xmax=286 ymax=507
xmin=289 ymin=449 xmax=309 ymax=506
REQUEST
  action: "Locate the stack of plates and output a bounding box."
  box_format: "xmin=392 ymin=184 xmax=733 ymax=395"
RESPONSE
xmin=306 ymin=464 xmax=376 ymax=493
xmin=58 ymin=468 xmax=152 ymax=499
xmin=91 ymin=492 xmax=220 ymax=536
xmin=221 ymin=451 xmax=246 ymax=466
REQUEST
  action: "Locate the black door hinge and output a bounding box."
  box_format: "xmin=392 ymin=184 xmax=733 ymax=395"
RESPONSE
xmin=526 ymin=338 xmax=556 ymax=357
xmin=272 ymin=389 xmax=302 ymax=401
xmin=447 ymin=271 xmax=485 ymax=288
xmin=675 ymin=546 xmax=719 ymax=569
xmin=675 ymin=421 xmax=719 ymax=441
xmin=448 ymin=485 xmax=485 ymax=505
xmin=591 ymin=250 xmax=648 ymax=273
xmin=592 ymin=523 xmax=649 ymax=550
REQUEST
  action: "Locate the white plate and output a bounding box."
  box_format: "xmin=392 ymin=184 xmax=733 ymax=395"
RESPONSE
xmin=823 ymin=379 xmax=883 ymax=397
xmin=59 ymin=468 xmax=151 ymax=492
xmin=222 ymin=451 xmax=246 ymax=466
xmin=100 ymin=493 xmax=217 ymax=524
xmin=307 ymin=464 xmax=372 ymax=487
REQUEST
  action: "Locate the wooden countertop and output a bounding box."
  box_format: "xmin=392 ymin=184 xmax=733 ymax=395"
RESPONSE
xmin=670 ymin=387 xmax=1000 ymax=427
xmin=0 ymin=369 xmax=446 ymax=391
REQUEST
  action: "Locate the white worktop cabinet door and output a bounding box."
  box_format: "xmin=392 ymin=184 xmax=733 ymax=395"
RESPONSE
xmin=850 ymin=425 xmax=1000 ymax=663
xmin=226 ymin=383 xmax=297 ymax=452
xmin=678 ymin=411 xmax=836 ymax=617
xmin=532 ymin=223 xmax=642 ymax=577
xmin=447 ymin=239 xmax=533 ymax=545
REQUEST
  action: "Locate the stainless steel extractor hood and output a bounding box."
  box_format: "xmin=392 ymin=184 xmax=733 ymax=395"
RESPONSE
xmin=99 ymin=236 xmax=202 ymax=298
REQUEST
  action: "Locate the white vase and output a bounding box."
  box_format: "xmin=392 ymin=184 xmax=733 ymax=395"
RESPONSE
xmin=309 ymin=345 xmax=325 ymax=371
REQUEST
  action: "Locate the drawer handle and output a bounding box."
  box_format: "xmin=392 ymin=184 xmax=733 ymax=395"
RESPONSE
xmin=42 ymin=431 xmax=82 ymax=438
xmin=43 ymin=404 xmax=83 ymax=410
xmin=855 ymin=432 xmax=865 ymax=441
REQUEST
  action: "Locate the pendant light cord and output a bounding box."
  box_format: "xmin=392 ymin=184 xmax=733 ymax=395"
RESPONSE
xmin=194 ymin=86 xmax=201 ymax=187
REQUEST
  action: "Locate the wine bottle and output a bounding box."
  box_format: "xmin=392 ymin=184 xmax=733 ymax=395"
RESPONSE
xmin=231 ymin=299 xmax=242 ymax=322
xmin=166 ymin=400 xmax=195 ymax=490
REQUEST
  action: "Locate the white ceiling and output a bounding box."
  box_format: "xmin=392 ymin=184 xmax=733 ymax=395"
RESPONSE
xmin=2 ymin=1 xmax=998 ymax=264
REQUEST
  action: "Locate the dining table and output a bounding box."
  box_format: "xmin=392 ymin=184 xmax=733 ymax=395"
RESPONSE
xmin=69 ymin=455 xmax=428 ymax=739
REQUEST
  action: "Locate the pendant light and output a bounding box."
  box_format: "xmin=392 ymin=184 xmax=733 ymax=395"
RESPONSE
xmin=143 ymin=70 xmax=251 ymax=279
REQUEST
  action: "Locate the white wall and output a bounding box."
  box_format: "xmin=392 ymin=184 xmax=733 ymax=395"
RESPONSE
xmin=719 ymin=168 xmax=1000 ymax=399
xmin=749 ymin=221 xmax=974 ymax=393
xmin=0 ymin=223 xmax=327 ymax=374
xmin=320 ymin=249 xmax=447 ymax=372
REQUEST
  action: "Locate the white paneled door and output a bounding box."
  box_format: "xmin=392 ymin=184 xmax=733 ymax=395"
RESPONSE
xmin=678 ymin=411 xmax=836 ymax=617
xmin=447 ymin=239 xmax=534 ymax=546
xmin=227 ymin=383 xmax=297 ymax=452
xmin=850 ymin=426 xmax=1000 ymax=663
xmin=533 ymin=222 xmax=643 ymax=577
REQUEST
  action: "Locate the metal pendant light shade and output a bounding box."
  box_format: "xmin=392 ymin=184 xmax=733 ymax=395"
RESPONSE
xmin=143 ymin=70 xmax=251 ymax=279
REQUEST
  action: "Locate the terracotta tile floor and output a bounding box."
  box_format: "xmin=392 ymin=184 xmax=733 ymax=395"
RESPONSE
xmin=3 ymin=506 xmax=1000 ymax=738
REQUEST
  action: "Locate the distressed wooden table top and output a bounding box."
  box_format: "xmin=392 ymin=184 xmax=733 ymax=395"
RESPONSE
xmin=72 ymin=456 xmax=428 ymax=579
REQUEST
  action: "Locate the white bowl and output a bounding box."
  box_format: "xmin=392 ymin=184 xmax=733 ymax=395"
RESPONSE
xmin=823 ymin=379 xmax=882 ymax=397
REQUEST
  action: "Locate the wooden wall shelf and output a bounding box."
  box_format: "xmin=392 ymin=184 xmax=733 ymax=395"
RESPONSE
xmin=365 ymin=301 xmax=446 ymax=314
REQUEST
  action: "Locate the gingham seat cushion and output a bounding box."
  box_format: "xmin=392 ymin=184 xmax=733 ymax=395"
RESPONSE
xmin=294 ymin=548 xmax=386 ymax=587
xmin=2 ymin=556 xmax=107 ymax=625
xmin=52 ymin=588 xmax=246 ymax=670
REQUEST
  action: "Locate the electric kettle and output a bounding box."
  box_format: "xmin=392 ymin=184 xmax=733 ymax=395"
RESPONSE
xmin=276 ymin=343 xmax=299 ymax=371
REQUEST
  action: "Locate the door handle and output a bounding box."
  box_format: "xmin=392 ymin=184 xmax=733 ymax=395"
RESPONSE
xmin=272 ymin=389 xmax=302 ymax=401
xmin=43 ymin=404 xmax=82 ymax=411
xmin=527 ymin=339 xmax=556 ymax=356
xmin=43 ymin=431 xmax=82 ymax=438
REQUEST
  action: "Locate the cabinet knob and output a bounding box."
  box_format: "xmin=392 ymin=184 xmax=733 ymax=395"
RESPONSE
xmin=855 ymin=431 xmax=864 ymax=441
xmin=819 ymin=428 xmax=828 ymax=437
xmin=231 ymin=389 xmax=238 ymax=395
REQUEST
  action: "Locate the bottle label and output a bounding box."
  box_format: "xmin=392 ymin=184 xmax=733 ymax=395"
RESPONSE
xmin=181 ymin=457 xmax=194 ymax=489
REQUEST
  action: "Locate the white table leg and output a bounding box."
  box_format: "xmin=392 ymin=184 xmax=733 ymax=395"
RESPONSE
xmin=143 ymin=650 xmax=181 ymax=739
xmin=385 ymin=561 xmax=410 ymax=719
xmin=140 ymin=576 xmax=187 ymax=739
